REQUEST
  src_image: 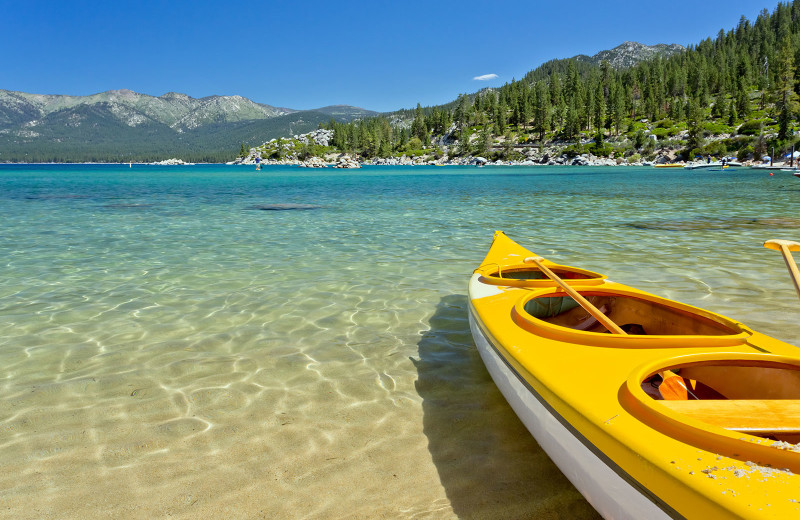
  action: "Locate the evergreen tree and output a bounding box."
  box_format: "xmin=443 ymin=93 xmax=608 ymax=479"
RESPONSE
xmin=534 ymin=81 xmax=551 ymax=141
xmin=458 ymin=127 xmax=471 ymax=155
xmin=411 ymin=103 xmax=427 ymax=142
xmin=477 ymin=126 xmax=491 ymax=157
xmin=774 ymin=34 xmax=799 ymax=140
xmin=495 ymin=99 xmax=507 ymax=135
xmin=593 ymin=81 xmax=606 ymax=134
xmin=454 ymin=94 xmax=468 ymax=130
xmin=502 ymin=130 xmax=514 ymax=159
xmin=519 ymin=89 xmax=532 ymax=131
xmin=736 ymin=77 xmax=750 ymax=118
xmin=565 ymin=99 xmax=579 ymax=139
xmin=550 ymin=73 xmax=565 ymax=132
xmin=686 ymin=97 xmax=704 ymax=153
xmin=611 ymin=82 xmax=625 ymax=135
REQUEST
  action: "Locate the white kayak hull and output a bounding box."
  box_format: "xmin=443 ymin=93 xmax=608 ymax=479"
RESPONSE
xmin=468 ymin=310 xmax=673 ymax=520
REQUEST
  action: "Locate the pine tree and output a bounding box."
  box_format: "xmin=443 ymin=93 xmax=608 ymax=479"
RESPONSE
xmin=593 ymin=81 xmax=606 ymax=135
xmin=411 ymin=103 xmax=427 ymax=143
xmin=611 ymin=83 xmax=625 ymax=135
xmin=477 ymin=126 xmax=491 ymax=157
xmin=686 ymin=97 xmax=704 ymax=153
xmin=534 ymin=81 xmax=551 ymax=141
xmin=565 ymin=99 xmax=579 ymax=139
xmin=454 ymin=94 xmax=468 ymax=130
xmin=550 ymin=73 xmax=565 ymax=132
xmin=458 ymin=127 xmax=471 ymax=155
xmin=495 ymin=99 xmax=507 ymax=135
xmin=502 ymin=130 xmax=514 ymax=159
xmin=774 ymin=35 xmax=799 ymax=140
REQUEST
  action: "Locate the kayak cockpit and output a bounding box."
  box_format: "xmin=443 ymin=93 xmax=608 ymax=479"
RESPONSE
xmin=625 ymin=354 xmax=800 ymax=470
xmin=475 ymin=262 xmax=607 ymax=288
xmin=524 ymin=294 xmax=735 ymax=335
xmin=645 ymin=361 xmax=800 ymax=441
xmin=513 ymin=287 xmax=750 ymax=347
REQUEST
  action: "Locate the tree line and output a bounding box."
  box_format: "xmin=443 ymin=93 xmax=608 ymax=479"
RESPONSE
xmin=320 ymin=1 xmax=800 ymax=162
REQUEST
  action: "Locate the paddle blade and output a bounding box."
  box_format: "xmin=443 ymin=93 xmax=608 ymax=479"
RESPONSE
xmin=659 ymin=371 xmax=689 ymax=400
xmin=764 ymin=239 xmax=800 ymax=252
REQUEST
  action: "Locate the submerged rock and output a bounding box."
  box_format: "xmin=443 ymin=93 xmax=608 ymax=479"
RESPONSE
xmin=246 ymin=203 xmax=322 ymax=211
xmin=626 ymin=217 xmax=800 ymax=231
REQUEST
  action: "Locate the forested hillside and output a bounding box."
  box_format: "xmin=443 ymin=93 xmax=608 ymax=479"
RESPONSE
xmin=321 ymin=2 xmax=800 ymax=163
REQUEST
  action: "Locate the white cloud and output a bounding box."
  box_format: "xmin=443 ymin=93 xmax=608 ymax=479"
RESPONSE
xmin=473 ymin=73 xmax=498 ymax=81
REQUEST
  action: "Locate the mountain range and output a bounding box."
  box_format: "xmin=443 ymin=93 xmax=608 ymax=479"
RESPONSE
xmin=0 ymin=41 xmax=682 ymax=163
xmin=0 ymin=89 xmax=377 ymax=162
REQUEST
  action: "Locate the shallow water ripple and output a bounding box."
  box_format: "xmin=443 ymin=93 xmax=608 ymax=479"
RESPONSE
xmin=1 ymin=165 xmax=799 ymax=518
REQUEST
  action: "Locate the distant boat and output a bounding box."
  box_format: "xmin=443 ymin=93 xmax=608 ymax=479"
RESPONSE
xmin=652 ymin=163 xmax=683 ymax=168
xmin=684 ymin=161 xmax=741 ymax=170
xmin=752 ymin=164 xmax=798 ymax=171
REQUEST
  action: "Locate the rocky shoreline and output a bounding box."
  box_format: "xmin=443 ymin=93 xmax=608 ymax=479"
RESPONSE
xmin=227 ymin=129 xmax=761 ymax=169
xmin=231 ymin=152 xmax=761 ymax=169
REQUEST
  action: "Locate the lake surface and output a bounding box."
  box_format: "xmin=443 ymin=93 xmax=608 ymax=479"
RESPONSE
xmin=1 ymin=163 xmax=799 ymax=519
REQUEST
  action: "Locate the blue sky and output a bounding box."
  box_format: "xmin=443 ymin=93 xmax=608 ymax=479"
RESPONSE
xmin=0 ymin=0 xmax=783 ymax=112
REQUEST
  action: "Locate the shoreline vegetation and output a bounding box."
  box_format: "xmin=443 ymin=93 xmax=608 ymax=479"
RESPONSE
xmin=227 ymin=4 xmax=800 ymax=171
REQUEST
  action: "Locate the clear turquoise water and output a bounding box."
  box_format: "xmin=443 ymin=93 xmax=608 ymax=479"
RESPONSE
xmin=1 ymin=163 xmax=799 ymax=518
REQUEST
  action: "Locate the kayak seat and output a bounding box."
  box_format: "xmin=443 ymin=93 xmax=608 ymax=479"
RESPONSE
xmin=660 ymin=399 xmax=800 ymax=434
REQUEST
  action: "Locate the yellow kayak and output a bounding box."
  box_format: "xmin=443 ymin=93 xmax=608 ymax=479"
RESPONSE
xmin=469 ymin=231 xmax=800 ymax=520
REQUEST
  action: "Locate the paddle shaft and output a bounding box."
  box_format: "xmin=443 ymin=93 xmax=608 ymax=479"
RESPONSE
xmin=523 ymin=256 xmax=699 ymax=399
xmin=764 ymin=240 xmax=800 ymax=301
xmin=524 ymin=256 xmax=627 ymax=335
xmin=522 ymin=256 xmax=697 ymax=399
xmin=777 ymin=243 xmax=800 ymax=300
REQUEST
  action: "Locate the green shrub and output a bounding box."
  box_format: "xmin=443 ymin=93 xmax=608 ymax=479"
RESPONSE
xmin=628 ymin=121 xmax=648 ymax=134
xmin=562 ymin=143 xmax=585 ymax=158
xmin=589 ymin=142 xmax=615 ymax=157
xmin=737 ymin=120 xmax=765 ymax=136
xmin=703 ymin=141 xmax=728 ymax=156
xmin=737 ymin=146 xmax=754 ymax=161
xmin=652 ymin=127 xmax=679 ymax=139
xmin=726 ymin=135 xmax=753 ymax=149
xmin=703 ymin=122 xmax=733 ymax=135
xmin=407 ymin=137 xmax=423 ymax=150
xmin=689 ymin=148 xmax=705 ymax=160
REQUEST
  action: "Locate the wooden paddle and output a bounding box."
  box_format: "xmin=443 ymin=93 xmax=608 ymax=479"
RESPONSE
xmin=764 ymin=239 xmax=800 ymax=300
xmin=658 ymin=370 xmax=699 ymax=400
xmin=524 ymin=255 xmax=697 ymax=400
xmin=523 ymin=256 xmax=626 ymax=335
